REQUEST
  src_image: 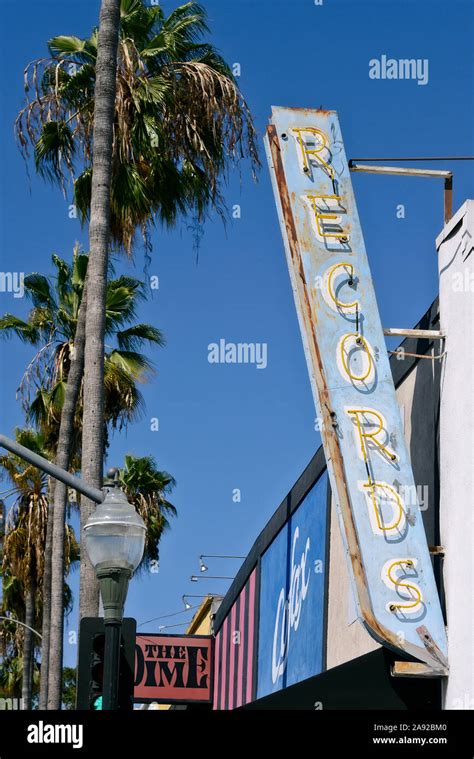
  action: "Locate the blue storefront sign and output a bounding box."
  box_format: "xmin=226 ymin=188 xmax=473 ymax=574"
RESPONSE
xmin=257 ymin=472 xmax=328 ymax=699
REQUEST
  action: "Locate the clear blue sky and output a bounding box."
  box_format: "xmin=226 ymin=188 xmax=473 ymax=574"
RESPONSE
xmin=0 ymin=0 xmax=472 ymax=667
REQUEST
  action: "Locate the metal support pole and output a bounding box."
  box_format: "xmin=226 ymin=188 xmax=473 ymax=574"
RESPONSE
xmin=0 ymin=433 xmax=104 ymax=504
xmin=349 ymin=156 xmax=474 ymax=162
xmin=0 ymin=616 xmax=42 ymax=639
xmin=349 ymin=163 xmax=453 ymax=180
xmin=102 ymin=622 xmax=121 ymax=710
xmin=348 ymin=154 xmax=472 ymax=223
xmin=348 ymin=162 xmax=453 ymax=226
xmin=95 ymin=564 xmax=131 ymax=710
xmin=383 ymin=328 xmax=445 ymax=339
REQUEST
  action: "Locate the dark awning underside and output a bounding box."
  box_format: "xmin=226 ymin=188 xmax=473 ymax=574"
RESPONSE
xmin=241 ymin=649 xmax=441 ymax=710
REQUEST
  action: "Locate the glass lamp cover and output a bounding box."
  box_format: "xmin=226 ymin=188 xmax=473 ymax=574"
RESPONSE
xmin=84 ymin=487 xmax=146 ymax=572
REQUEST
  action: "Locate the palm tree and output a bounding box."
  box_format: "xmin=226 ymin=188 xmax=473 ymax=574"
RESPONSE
xmin=17 ymin=1 xmax=259 ymax=253
xmin=0 ymin=251 xmax=162 ymax=446
xmin=61 ymin=667 xmax=77 ymax=711
xmin=0 ymin=252 xmax=163 ymax=709
xmin=118 ymin=454 xmax=176 ymax=572
xmin=0 ymin=655 xmax=39 ymax=704
xmin=0 ymin=572 xmax=77 ymax=709
xmin=16 ymin=0 xmax=259 ymax=708
xmin=0 ymin=574 xmax=25 ymax=675
xmin=0 ymin=430 xmax=48 ymax=710
xmin=0 ymin=429 xmax=79 ymax=709
xmin=37 ymin=477 xmax=54 ymax=709
xmin=79 ymin=1 xmax=122 ymax=658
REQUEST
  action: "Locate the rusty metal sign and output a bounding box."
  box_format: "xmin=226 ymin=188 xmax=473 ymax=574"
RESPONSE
xmin=264 ymin=106 xmax=448 ymax=672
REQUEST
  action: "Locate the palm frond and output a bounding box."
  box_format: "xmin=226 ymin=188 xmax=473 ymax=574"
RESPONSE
xmin=71 ymin=251 xmax=89 ymax=289
xmin=27 ymin=307 xmax=55 ymax=335
xmin=73 ymin=168 xmax=92 ymax=224
xmin=48 ymin=35 xmax=88 ymax=57
xmin=34 ymin=120 xmax=76 ymax=187
xmin=52 ymin=254 xmax=72 ymax=300
xmin=24 ymin=274 xmax=57 ymax=310
xmin=116 ymin=324 xmax=164 ymax=350
xmin=105 ymin=277 xmax=144 ymax=329
xmin=14 ymin=428 xmax=48 ymax=457
xmin=0 ymin=315 xmax=41 ymax=345
xmin=118 ymin=453 xmax=176 ymax=572
xmin=103 ymin=361 xmax=146 ymax=427
xmin=49 ymin=379 xmax=67 ymax=416
xmin=27 ymin=388 xmax=53 ymax=428
xmin=107 ymin=349 xmax=154 ymax=380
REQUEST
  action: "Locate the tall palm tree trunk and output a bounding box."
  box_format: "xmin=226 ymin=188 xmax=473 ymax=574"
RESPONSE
xmin=47 ymin=287 xmax=88 ymax=710
xmin=21 ymin=579 xmax=35 ymax=710
xmin=38 ymin=478 xmax=54 ymax=709
xmin=79 ymin=0 xmax=121 ymax=621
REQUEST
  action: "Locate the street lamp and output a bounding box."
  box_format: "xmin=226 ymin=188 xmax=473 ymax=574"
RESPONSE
xmin=198 ymin=554 xmax=245 ymax=573
xmin=182 ymin=595 xmax=193 ymax=610
xmin=0 ymin=435 xmax=145 ymax=710
xmin=182 ymin=594 xmax=209 ymax=609
xmin=83 ymin=471 xmax=145 ymax=710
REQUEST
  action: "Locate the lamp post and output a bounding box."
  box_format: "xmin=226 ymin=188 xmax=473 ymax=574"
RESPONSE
xmin=198 ymin=554 xmax=245 ymax=572
xmin=0 ymin=435 xmax=145 ymax=711
xmin=83 ymin=470 xmax=145 ymax=710
xmin=182 ymin=594 xmax=209 ymax=609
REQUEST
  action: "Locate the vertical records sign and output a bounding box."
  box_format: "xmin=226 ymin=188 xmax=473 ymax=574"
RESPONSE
xmin=265 ymin=107 xmax=448 ymax=671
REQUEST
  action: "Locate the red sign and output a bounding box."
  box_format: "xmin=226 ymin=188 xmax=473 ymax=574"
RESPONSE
xmin=134 ymin=634 xmax=213 ymax=703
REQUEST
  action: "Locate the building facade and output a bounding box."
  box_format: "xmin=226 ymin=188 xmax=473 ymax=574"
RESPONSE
xmin=212 ymin=299 xmax=444 ymax=709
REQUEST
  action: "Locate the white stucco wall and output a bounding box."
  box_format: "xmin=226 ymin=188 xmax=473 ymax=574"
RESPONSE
xmin=437 ymin=200 xmax=474 ymax=710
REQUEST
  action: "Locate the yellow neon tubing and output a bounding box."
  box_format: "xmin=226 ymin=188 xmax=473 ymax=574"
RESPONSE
xmin=387 ymin=560 xmax=423 ymax=611
xmin=292 ymin=127 xmax=335 ymax=179
xmin=347 ymin=409 xmax=397 ymax=463
xmin=307 ymin=195 xmax=348 ymax=240
xmin=364 ymin=482 xmax=405 ymax=532
xmin=340 ymin=333 xmax=373 ymax=382
xmin=327 ymin=263 xmax=357 ymax=310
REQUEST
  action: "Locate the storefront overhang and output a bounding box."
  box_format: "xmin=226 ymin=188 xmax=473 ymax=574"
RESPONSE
xmin=241 ymin=649 xmax=441 ymax=710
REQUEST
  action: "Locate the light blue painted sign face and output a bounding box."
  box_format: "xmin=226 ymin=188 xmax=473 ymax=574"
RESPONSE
xmin=265 ymin=107 xmax=447 ymax=668
xmin=257 ymin=473 xmax=328 ymax=699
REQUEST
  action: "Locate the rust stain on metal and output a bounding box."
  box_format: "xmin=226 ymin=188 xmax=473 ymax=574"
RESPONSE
xmin=391 ymin=661 xmax=447 ymax=678
xmin=416 ymin=625 xmax=449 ymax=671
xmin=444 ymin=176 xmax=453 ymax=224
xmin=277 ymin=106 xmax=336 ymax=116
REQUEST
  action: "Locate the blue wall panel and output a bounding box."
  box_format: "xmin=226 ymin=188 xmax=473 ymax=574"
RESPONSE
xmin=257 ymin=472 xmax=328 ymax=699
